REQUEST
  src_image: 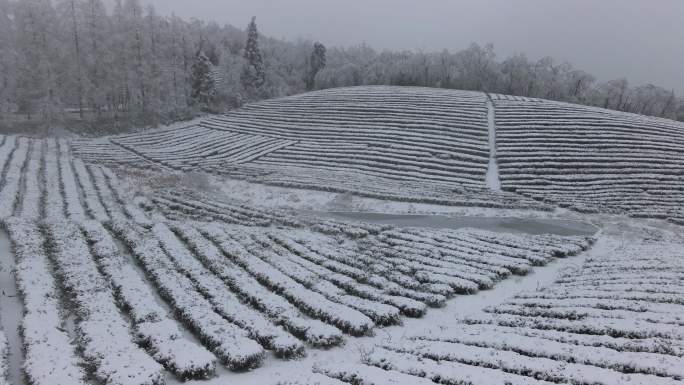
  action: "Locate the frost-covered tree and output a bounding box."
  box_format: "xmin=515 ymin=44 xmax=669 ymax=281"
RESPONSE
xmin=305 ymin=42 xmax=326 ymax=90
xmin=125 ymin=0 xmax=147 ymax=118
xmin=82 ymin=0 xmax=109 ymax=116
xmin=240 ymin=16 xmax=265 ymax=98
xmin=110 ymin=0 xmax=130 ymax=114
xmin=14 ymin=0 xmax=61 ymax=121
xmin=143 ymin=5 xmax=164 ymax=123
xmin=56 ymin=0 xmax=85 ymax=118
xmin=501 ymin=54 xmax=534 ymax=96
xmin=190 ymin=51 xmax=215 ymax=111
xmin=205 ymin=42 xmax=220 ymax=66
xmin=596 ymin=78 xmax=630 ymax=111
xmin=566 ymin=70 xmax=595 ymax=103
xmin=677 ymin=102 xmax=684 ymax=122
xmin=455 ymin=43 xmax=499 ymax=92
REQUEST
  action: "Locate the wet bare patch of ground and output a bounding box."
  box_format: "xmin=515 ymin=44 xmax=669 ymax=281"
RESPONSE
xmin=0 ymin=229 xmax=26 ymax=385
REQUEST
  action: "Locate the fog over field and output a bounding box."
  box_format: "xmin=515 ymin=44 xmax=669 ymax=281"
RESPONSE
xmin=142 ymin=0 xmax=684 ymax=94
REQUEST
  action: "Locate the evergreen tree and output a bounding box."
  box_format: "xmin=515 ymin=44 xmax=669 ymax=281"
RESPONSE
xmin=190 ymin=50 xmax=215 ymax=111
xmin=306 ymin=42 xmax=326 ymax=90
xmin=240 ymin=16 xmax=264 ymax=97
xmin=206 ymin=42 xmax=220 ymax=66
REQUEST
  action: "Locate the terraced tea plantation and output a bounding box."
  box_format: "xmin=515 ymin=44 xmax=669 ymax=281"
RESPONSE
xmin=491 ymin=94 xmax=684 ymax=220
xmin=0 ymin=133 xmax=595 ymax=385
xmin=74 ymin=86 xmax=684 ymax=222
xmin=2 ymin=85 xmax=684 ymax=385
xmin=73 ymin=87 xmax=547 ymax=210
xmin=300 ymin=230 xmax=684 ymax=385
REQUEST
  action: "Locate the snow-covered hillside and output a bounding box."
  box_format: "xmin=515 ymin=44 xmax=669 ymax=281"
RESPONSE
xmin=73 ymin=86 xmax=684 ymax=221
xmin=1 ymin=85 xmax=683 ymax=385
xmin=293 ymin=222 xmax=684 ymax=385
xmin=492 ymin=94 xmax=684 ymax=220
xmin=0 ymin=133 xmax=599 ymax=384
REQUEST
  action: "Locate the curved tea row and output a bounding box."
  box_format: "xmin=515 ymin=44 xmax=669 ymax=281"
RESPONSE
xmin=72 ymin=86 xmax=684 ymax=219
xmin=493 ymin=97 xmax=684 ymax=218
xmin=304 ymin=236 xmax=684 ymax=385
xmin=0 ymin=134 xmax=592 ymax=384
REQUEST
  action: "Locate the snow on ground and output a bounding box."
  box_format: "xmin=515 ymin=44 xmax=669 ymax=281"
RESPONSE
xmin=267 ymin=219 xmax=684 ymax=385
xmin=114 ymin=166 xmax=556 ymax=218
xmin=1 ymin=130 xmax=683 ymax=385
xmin=164 ymin=217 xmax=678 ymax=385
xmin=212 ymin=175 xmax=561 ymax=218
xmin=485 ymin=97 xmax=502 ymax=191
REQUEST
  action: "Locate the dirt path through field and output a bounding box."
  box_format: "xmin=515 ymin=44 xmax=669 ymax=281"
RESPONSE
xmin=485 ymin=95 xmax=501 ymax=191
xmin=415 ymin=227 xmax=614 ymax=329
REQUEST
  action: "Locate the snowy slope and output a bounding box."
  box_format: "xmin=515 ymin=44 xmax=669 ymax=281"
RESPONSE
xmin=70 ymin=86 xmax=684 ymax=220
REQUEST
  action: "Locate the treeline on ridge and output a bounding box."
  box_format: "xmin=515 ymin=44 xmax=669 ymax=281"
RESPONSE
xmin=0 ymin=0 xmax=681 ymax=135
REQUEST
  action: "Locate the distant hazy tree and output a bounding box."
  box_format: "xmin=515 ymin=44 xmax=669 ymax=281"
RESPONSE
xmin=127 ymin=0 xmax=147 ymax=119
xmin=305 ymin=42 xmax=326 ymax=90
xmin=240 ymin=16 xmax=265 ymax=98
xmin=110 ymin=0 xmax=129 ymax=115
xmin=205 ymin=42 xmax=220 ymax=66
xmin=629 ymin=84 xmax=679 ymax=118
xmin=566 ymin=70 xmax=595 ymax=103
xmin=595 ymin=78 xmax=629 ymax=110
xmin=501 ymin=54 xmax=533 ymax=96
xmin=455 ymin=43 xmax=499 ymax=92
xmin=436 ymin=49 xmax=456 ymax=88
xmin=0 ymin=0 xmax=16 ymax=119
xmin=531 ymin=57 xmax=575 ymax=101
xmin=190 ymin=51 xmax=215 ymax=111
xmin=15 ymin=0 xmax=61 ymax=121
xmin=660 ymin=90 xmax=678 ymax=118
xmin=677 ymin=102 xmax=684 ymax=122
xmin=83 ymin=0 xmax=109 ymax=117
xmin=56 ymin=0 xmax=85 ymax=118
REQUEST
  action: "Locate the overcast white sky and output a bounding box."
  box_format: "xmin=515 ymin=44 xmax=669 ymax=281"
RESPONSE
xmin=141 ymin=0 xmax=684 ymax=93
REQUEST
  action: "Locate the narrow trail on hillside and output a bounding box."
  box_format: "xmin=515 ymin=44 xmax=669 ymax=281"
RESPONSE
xmin=426 ymin=230 xmax=611 ymax=327
xmin=108 ymin=139 xmax=174 ymax=172
xmin=485 ymin=94 xmax=502 ymax=191
xmin=379 ymin=229 xmax=605 ymax=338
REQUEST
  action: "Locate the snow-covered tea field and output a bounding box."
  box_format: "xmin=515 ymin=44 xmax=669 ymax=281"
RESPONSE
xmin=293 ymin=223 xmax=684 ymax=385
xmin=73 ymin=87 xmax=549 ymax=210
xmin=73 ymin=86 xmax=684 ymax=223
xmin=491 ymin=94 xmax=684 ymax=220
xmin=1 ymin=86 xmax=684 ymax=385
